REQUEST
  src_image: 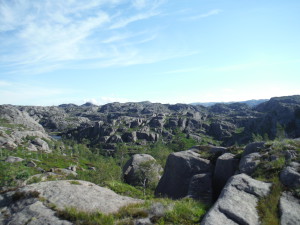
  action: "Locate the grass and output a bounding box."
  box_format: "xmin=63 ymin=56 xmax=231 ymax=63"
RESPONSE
xmin=257 ymin=177 xmax=283 ymax=225
xmin=57 ymin=207 xmax=115 ymax=225
xmin=105 ymin=180 xmax=149 ymax=199
xmin=56 ymin=198 xmax=207 ymax=225
xmin=155 ymin=198 xmax=207 ymax=225
xmin=69 ymin=180 xmax=82 ymax=185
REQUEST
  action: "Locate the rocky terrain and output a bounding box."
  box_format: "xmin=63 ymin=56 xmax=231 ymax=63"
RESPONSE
xmin=0 ymin=95 xmax=298 ymax=154
xmin=0 ymin=95 xmax=300 ymax=224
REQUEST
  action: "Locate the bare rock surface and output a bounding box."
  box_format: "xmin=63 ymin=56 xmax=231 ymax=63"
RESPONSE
xmin=123 ymin=154 xmax=162 ymax=186
xmin=243 ymin=142 xmax=265 ymax=156
xmin=201 ymin=173 xmax=271 ymax=225
xmin=213 ymin=153 xmax=239 ymax=197
xmin=280 ymin=162 xmax=300 ymax=188
xmin=18 ymin=180 xmax=142 ymax=214
xmin=5 ymin=156 xmax=24 ymax=163
xmin=0 ymin=180 xmax=142 ymax=225
xmin=187 ymin=173 xmax=212 ymax=204
xmin=155 ymin=150 xmax=213 ymax=199
xmin=280 ymin=192 xmax=300 ymax=225
xmin=239 ymin=152 xmax=261 ymax=175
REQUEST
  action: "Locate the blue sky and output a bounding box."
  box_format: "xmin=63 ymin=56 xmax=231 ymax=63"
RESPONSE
xmin=0 ymin=0 xmax=299 ymax=106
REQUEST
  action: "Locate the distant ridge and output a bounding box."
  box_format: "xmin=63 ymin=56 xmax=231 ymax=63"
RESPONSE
xmin=191 ymin=99 xmax=269 ymax=107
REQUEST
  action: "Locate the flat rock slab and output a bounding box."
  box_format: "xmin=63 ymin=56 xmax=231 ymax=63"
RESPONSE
xmin=19 ymin=180 xmax=142 ymax=214
xmin=201 ymin=173 xmax=271 ymax=225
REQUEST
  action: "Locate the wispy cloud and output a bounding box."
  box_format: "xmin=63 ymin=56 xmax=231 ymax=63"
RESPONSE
xmin=183 ymin=9 xmax=222 ymax=21
xmin=0 ymin=0 xmax=171 ymax=74
xmin=109 ymin=11 xmax=159 ymax=29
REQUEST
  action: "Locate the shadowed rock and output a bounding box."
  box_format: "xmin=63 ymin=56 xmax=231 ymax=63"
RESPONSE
xmin=155 ymin=150 xmax=213 ymax=199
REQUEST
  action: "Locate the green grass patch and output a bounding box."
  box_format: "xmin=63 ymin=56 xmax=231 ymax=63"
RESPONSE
xmin=69 ymin=180 xmax=81 ymax=185
xmin=105 ymin=180 xmax=153 ymax=199
xmin=257 ymin=177 xmax=283 ymax=225
xmin=57 ymin=207 xmax=115 ymax=225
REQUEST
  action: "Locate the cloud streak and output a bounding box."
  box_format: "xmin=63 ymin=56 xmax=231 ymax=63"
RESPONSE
xmin=0 ymin=0 xmax=172 ymax=74
xmin=183 ymin=9 xmax=222 ymax=21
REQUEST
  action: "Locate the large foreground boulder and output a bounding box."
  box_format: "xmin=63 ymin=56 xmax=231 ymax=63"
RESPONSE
xmin=155 ymin=150 xmax=213 ymax=199
xmin=213 ymin=153 xmax=239 ymax=198
xmin=0 ymin=180 xmax=142 ymax=224
xmin=201 ymin=173 xmax=271 ymax=225
xmin=123 ymin=154 xmax=162 ymax=187
xmin=187 ymin=173 xmax=213 ymax=204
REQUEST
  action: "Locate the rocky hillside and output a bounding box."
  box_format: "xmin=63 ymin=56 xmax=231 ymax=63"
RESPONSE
xmin=0 ymin=95 xmax=300 ymax=224
xmin=0 ymin=95 xmax=297 ymax=153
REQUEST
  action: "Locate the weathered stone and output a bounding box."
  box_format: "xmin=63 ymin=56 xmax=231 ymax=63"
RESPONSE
xmin=122 ymin=132 xmax=137 ymax=142
xmin=243 ymin=142 xmax=265 ymax=156
xmin=27 ymin=160 xmax=37 ymax=167
xmin=188 ymin=173 xmax=212 ymax=204
xmin=201 ymin=174 xmax=271 ymax=225
xmin=155 ymin=150 xmax=213 ymax=199
xmin=280 ymin=192 xmax=300 ymax=225
xmin=280 ymin=162 xmax=300 ymax=188
xmin=5 ymin=156 xmax=24 ymax=163
xmin=123 ymin=154 xmax=162 ymax=186
xmin=239 ymin=152 xmax=261 ymax=175
xmin=31 ymin=138 xmax=50 ymax=152
xmin=284 ymin=150 xmax=297 ymax=160
xmin=0 ymin=180 xmax=142 ymax=224
xmin=213 ymin=153 xmax=239 ymax=197
xmin=17 ymin=180 xmax=142 ymax=214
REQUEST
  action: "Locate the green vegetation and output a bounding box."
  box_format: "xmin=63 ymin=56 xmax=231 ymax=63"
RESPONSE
xmin=57 ymin=207 xmax=115 ymax=225
xmin=155 ymin=198 xmax=207 ymax=224
xmin=235 ymin=127 xmax=245 ymax=134
xmin=56 ymin=198 xmax=207 ymax=225
xmin=69 ymin=180 xmax=81 ymax=185
xmin=257 ymin=177 xmax=283 ymax=225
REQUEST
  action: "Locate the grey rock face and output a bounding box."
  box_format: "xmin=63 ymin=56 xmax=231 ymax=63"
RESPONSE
xmin=1 ymin=199 xmax=72 ymax=225
xmin=0 ymin=105 xmax=45 ymax=132
xmin=122 ymin=132 xmax=137 ymax=142
xmin=213 ymin=153 xmax=239 ymax=197
xmin=243 ymin=142 xmax=265 ymax=156
xmin=123 ymin=154 xmax=162 ymax=186
xmin=284 ymin=150 xmax=298 ymax=160
xmin=201 ymin=174 xmax=271 ymax=225
xmin=187 ymin=173 xmax=213 ymax=204
xmin=31 ymin=138 xmax=50 ymax=152
xmin=280 ymin=192 xmax=300 ymax=225
xmin=155 ymin=150 xmax=213 ymax=199
xmin=18 ymin=180 xmax=142 ymax=213
xmin=280 ymin=162 xmax=300 ymax=188
xmin=5 ymin=156 xmax=24 ymax=163
xmin=0 ymin=180 xmax=142 ymax=224
xmin=27 ymin=161 xmax=37 ymax=167
xmin=239 ymin=152 xmax=261 ymax=175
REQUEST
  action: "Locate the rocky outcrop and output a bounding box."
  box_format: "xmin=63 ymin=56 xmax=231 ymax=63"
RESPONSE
xmin=213 ymin=153 xmax=239 ymax=197
xmin=123 ymin=154 xmax=162 ymax=186
xmin=0 ymin=180 xmax=142 ymax=224
xmin=5 ymin=156 xmax=24 ymax=163
xmin=187 ymin=173 xmax=213 ymax=205
xmin=280 ymin=162 xmax=300 ymax=188
xmin=201 ymin=173 xmax=271 ymax=225
xmin=280 ymin=192 xmax=300 ymax=225
xmin=243 ymin=142 xmax=265 ymax=156
xmin=0 ymin=105 xmax=45 ymax=132
xmin=155 ymin=150 xmax=213 ymax=199
xmin=239 ymin=152 xmax=261 ymax=175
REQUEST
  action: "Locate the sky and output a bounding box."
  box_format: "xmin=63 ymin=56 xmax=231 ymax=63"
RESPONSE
xmin=0 ymin=0 xmax=300 ymax=106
